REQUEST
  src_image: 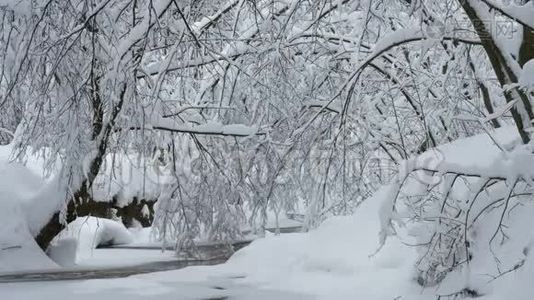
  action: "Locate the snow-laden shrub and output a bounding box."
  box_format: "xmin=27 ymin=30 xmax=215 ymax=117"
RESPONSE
xmin=380 ymin=127 xmax=534 ymax=291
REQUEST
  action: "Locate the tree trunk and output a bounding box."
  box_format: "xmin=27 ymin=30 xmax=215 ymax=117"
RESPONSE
xmin=114 ymin=197 xmax=156 ymax=228
xmin=35 ymin=187 xmax=156 ymax=250
xmin=35 ymin=185 xmax=104 ymax=250
xmin=519 ymin=26 xmax=534 ymax=67
xmin=35 ymin=83 xmax=127 ymax=251
xmin=460 ymin=1 xmax=533 ymax=144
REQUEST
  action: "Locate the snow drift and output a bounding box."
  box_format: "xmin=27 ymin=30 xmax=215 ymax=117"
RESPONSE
xmin=0 ymin=146 xmax=58 ymax=272
xmin=48 ymin=217 xmax=133 ymax=266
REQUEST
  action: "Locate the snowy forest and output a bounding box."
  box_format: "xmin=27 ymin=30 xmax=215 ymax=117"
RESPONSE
xmin=0 ymin=0 xmax=533 ymax=299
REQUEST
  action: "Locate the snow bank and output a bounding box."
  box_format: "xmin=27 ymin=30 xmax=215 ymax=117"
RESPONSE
xmin=0 ymin=200 xmax=58 ymax=272
xmin=48 ymin=217 xmax=133 ymax=266
xmin=220 ymin=188 xmax=420 ymax=299
xmin=157 ymin=187 xmax=424 ymax=299
xmin=0 ymin=145 xmax=58 ymax=273
xmin=435 ymin=126 xmax=519 ymax=167
xmin=46 ymin=238 xmax=78 ymax=267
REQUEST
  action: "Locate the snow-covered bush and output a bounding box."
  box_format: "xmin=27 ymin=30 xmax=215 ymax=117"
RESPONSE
xmin=379 ymin=127 xmax=534 ymax=293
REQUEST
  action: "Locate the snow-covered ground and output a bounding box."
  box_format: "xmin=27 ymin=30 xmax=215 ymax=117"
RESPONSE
xmin=0 ymin=191 xmax=423 ymax=299
xmin=0 ymin=278 xmax=310 ymax=300
xmin=76 ymin=249 xmax=177 ymax=268
xmin=0 ymin=194 xmax=416 ymax=299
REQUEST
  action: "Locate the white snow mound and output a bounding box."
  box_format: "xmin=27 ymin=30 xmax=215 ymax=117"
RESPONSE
xmin=49 ymin=217 xmax=134 ymax=265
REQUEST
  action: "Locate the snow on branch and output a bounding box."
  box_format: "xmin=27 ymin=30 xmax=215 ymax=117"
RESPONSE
xmin=191 ymin=0 xmax=241 ymax=34
xmin=484 ymin=99 xmax=518 ymax=122
xmin=303 ymin=27 xmax=481 ymax=128
xmin=130 ymin=120 xmax=260 ymax=137
xmin=115 ymin=0 xmax=173 ymax=61
xmin=139 ymin=48 xmax=257 ymax=77
xmin=353 ymin=26 xmax=481 ymax=84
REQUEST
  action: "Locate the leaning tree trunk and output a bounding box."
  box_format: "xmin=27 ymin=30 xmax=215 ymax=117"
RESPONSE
xmin=460 ymin=0 xmax=534 ymax=144
xmin=35 ymin=190 xmax=156 ymax=250
xmin=519 ymin=25 xmax=534 ymax=67
xmin=35 ymin=184 xmax=104 ymax=250
xmin=34 ymin=82 xmax=127 ymax=251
